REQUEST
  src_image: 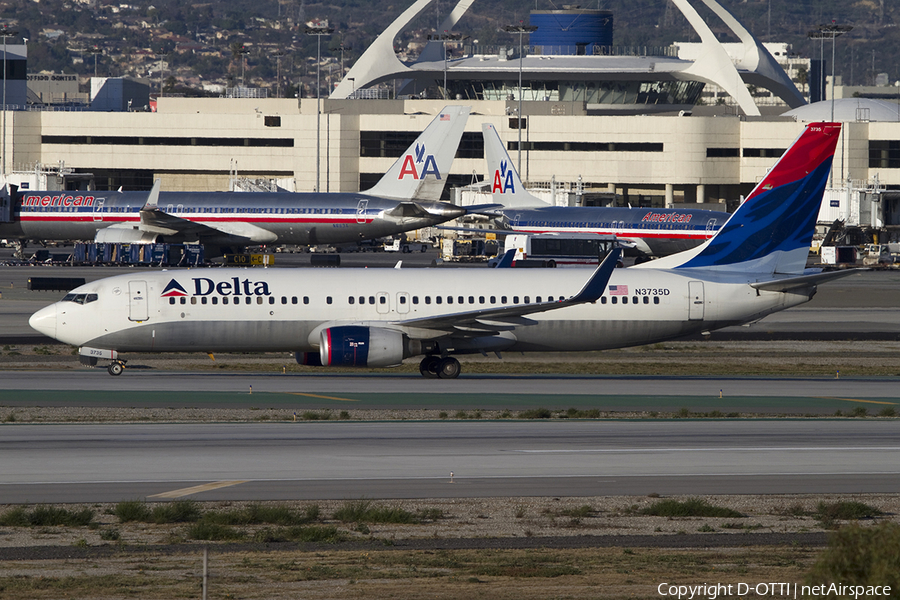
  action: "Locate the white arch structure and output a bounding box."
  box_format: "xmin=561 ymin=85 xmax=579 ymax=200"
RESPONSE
xmin=330 ymin=0 xmax=805 ymax=116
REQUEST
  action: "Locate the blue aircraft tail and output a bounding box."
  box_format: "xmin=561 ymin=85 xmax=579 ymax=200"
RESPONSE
xmin=638 ymin=122 xmax=841 ymax=274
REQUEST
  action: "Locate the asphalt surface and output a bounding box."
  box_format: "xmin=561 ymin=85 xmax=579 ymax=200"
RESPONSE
xmin=2 ymin=420 xmax=898 ymax=503
xmin=0 ymin=371 xmax=897 ymax=414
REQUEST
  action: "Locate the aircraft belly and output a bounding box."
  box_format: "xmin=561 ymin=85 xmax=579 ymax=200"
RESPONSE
xmin=314 ymin=222 xmax=393 ymax=244
xmin=86 ymin=320 xmax=317 ymax=353
xmin=508 ymin=319 xmax=706 ymax=352
xmin=0 ymin=223 xmax=25 ymax=238
xmin=20 ymin=222 xmax=101 ymax=241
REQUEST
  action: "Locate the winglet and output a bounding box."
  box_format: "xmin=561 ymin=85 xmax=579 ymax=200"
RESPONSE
xmin=494 ymin=249 xmax=516 ymax=268
xmin=364 ymin=106 xmax=471 ymax=201
xmin=142 ymin=178 xmax=161 ymax=210
xmin=568 ymin=248 xmax=621 ymax=303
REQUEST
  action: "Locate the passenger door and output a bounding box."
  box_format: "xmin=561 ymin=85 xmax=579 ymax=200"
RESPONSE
xmin=688 ymin=281 xmax=704 ymax=321
xmin=93 ymin=198 xmax=105 ymax=222
xmin=356 ymin=199 xmax=369 ymax=223
xmin=128 ymin=281 xmax=149 ymax=321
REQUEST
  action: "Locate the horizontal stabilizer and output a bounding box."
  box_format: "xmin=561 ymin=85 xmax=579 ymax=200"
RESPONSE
xmin=750 ymin=268 xmax=864 ymax=292
xmin=465 ymin=203 xmax=506 ymax=215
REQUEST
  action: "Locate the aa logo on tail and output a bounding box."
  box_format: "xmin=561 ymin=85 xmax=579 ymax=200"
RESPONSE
xmin=492 ymin=159 xmax=516 ymax=194
xmin=398 ymin=143 xmax=441 ymax=180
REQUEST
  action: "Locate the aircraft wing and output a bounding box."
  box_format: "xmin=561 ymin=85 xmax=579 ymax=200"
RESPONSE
xmin=133 ymin=179 xmax=276 ymax=244
xmin=391 ymin=248 xmax=620 ymax=337
xmin=136 ymin=206 xmax=276 ymax=243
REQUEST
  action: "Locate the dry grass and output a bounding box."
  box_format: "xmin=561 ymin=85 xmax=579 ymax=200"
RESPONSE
xmin=0 ymin=546 xmax=819 ymax=600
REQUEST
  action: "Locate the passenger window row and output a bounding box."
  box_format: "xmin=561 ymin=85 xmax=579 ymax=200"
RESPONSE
xmin=601 ymin=296 xmax=660 ymax=305
xmin=166 ymin=293 xmax=661 ymax=308
xmin=168 ymin=296 xmax=311 ymax=306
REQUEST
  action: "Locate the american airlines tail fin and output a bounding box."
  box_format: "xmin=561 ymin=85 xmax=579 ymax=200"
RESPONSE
xmin=482 ymin=123 xmax=548 ymax=208
xmin=364 ymin=106 xmax=470 ymax=202
xmin=638 ymin=122 xmax=841 ymax=275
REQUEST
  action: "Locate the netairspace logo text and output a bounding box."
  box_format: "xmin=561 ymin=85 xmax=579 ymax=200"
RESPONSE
xmin=658 ymin=582 xmax=892 ymax=600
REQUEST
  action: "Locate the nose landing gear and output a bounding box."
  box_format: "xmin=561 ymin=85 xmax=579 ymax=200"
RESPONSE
xmin=107 ymin=361 xmax=125 ymax=376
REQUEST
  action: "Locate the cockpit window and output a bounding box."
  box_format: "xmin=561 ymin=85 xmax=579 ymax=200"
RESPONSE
xmin=62 ymin=293 xmax=97 ymax=304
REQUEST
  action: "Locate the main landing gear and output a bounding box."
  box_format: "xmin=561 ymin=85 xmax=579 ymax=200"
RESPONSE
xmin=107 ymin=361 xmax=125 ymax=376
xmin=419 ymin=355 xmax=461 ymax=379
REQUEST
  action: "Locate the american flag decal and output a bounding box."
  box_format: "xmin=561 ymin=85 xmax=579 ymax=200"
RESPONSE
xmin=608 ymin=285 xmax=628 ymax=296
xmin=440 ymin=113 xmax=450 ymax=121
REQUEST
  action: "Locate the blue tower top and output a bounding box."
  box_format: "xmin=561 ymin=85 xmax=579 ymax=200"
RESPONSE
xmin=529 ymin=9 xmax=614 ymax=56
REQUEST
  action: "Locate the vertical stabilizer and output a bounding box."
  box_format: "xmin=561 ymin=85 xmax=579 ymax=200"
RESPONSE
xmin=364 ymin=106 xmax=470 ymax=202
xmin=638 ymin=122 xmax=842 ymax=274
xmin=482 ymin=123 xmax=548 ymax=208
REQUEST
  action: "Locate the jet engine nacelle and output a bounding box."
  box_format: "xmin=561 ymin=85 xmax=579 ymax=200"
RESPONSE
xmin=319 ymin=326 xmax=405 ymax=368
xmin=95 ymin=226 xmax=159 ymax=244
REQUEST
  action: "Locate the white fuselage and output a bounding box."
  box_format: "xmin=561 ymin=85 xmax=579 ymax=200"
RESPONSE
xmin=30 ymin=266 xmax=812 ymax=357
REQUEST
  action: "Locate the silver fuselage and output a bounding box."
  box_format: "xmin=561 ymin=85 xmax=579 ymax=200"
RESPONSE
xmin=0 ymin=191 xmax=463 ymax=246
xmin=30 ymin=267 xmax=813 ymax=357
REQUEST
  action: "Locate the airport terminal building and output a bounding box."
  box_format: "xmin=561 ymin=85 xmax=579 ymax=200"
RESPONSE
xmin=5 ymin=96 xmax=899 ymax=211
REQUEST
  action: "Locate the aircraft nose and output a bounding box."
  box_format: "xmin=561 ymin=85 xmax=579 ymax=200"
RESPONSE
xmin=29 ymin=303 xmax=58 ymax=340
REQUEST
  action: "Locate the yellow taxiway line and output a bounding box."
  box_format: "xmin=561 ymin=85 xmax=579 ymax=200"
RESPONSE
xmin=286 ymin=392 xmax=359 ymax=402
xmin=149 ymin=480 xmax=248 ymax=499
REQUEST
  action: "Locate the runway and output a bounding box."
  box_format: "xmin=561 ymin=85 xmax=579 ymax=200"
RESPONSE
xmin=1 ymin=420 xmax=898 ymax=503
xmin=0 ymin=370 xmax=897 ymax=414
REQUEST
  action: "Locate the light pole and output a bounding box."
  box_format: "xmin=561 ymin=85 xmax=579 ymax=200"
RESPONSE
xmin=239 ymin=45 xmax=250 ymax=88
xmin=1 ymin=26 xmax=19 ymax=178
xmin=503 ymin=24 xmax=537 ymax=177
xmin=273 ymin=50 xmax=286 ymax=98
xmin=807 ymin=22 xmax=852 ymax=121
xmin=90 ymin=45 xmax=102 ymax=78
xmin=427 ymin=31 xmax=463 ymax=100
xmin=305 ymin=21 xmax=334 ymax=194
xmin=155 ymin=48 xmax=166 ymax=97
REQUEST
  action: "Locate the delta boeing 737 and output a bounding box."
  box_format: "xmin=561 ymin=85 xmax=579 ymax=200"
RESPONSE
xmin=0 ymin=107 xmax=471 ymax=255
xmin=31 ymin=122 xmax=850 ymax=378
xmin=479 ymin=123 xmax=732 ymax=257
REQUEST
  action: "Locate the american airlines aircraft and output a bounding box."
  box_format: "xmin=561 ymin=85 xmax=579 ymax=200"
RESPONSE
xmin=0 ymin=107 xmax=471 ymax=254
xmin=478 ymin=123 xmax=732 ymax=257
xmin=30 ymin=122 xmax=848 ymax=379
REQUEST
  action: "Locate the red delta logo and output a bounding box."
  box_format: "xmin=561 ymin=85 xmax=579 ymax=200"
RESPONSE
xmin=398 ymin=143 xmax=441 ymax=180
xmin=160 ymin=280 xmax=188 ymax=297
xmin=492 ymin=160 xmax=515 ymax=194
